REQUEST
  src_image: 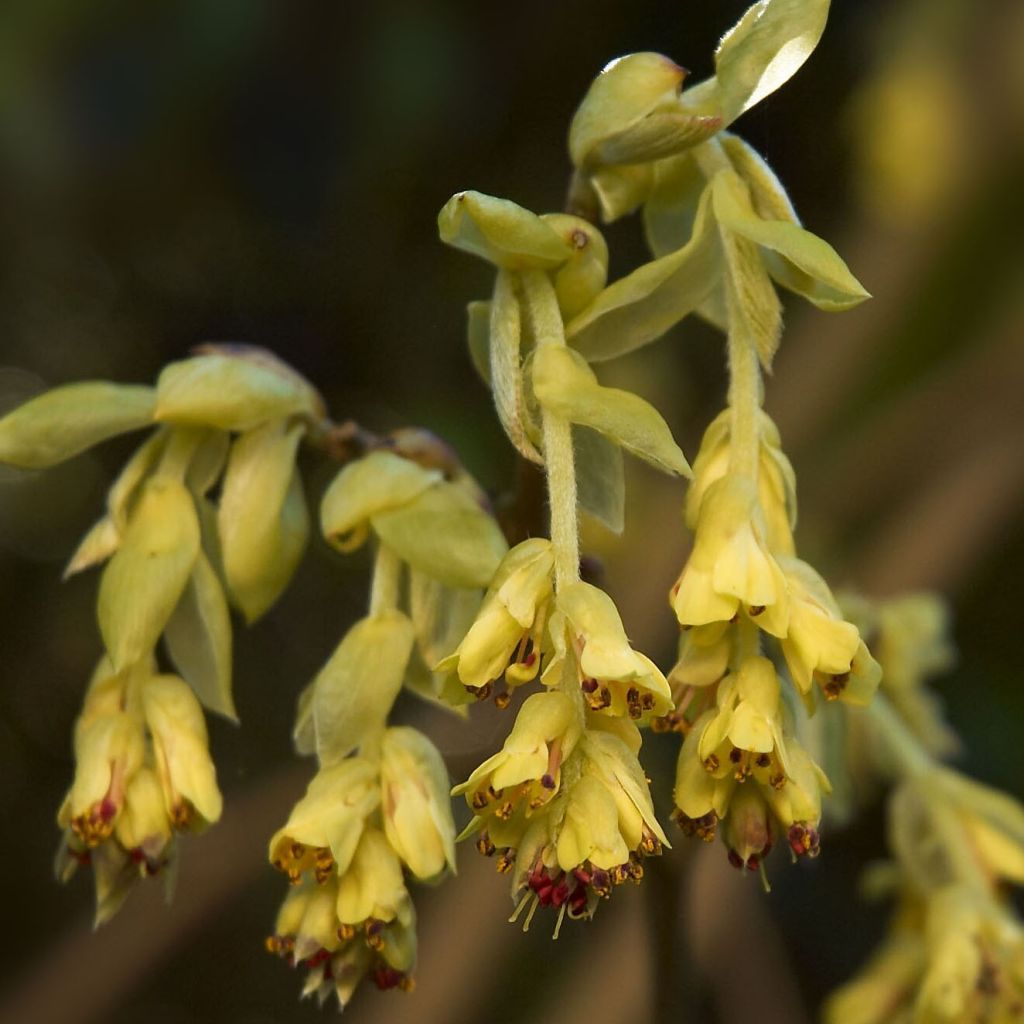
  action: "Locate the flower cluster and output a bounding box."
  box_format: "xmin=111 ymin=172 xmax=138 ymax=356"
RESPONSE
xmin=265 ymin=441 xmax=503 ymax=1006
xmin=55 ymin=659 xmax=221 ymax=923
xmin=826 ymin=767 xmax=1024 ymax=1023
xmin=438 ymin=167 xmax=689 ymax=927
xmin=265 ymin=728 xmax=455 ymax=1006
xmin=0 ymin=345 xmax=327 ymax=916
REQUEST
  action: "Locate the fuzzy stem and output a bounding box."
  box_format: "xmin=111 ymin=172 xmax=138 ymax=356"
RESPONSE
xmin=866 ymin=693 xmax=935 ymax=780
xmin=521 ymin=270 xmax=580 ymax=590
xmin=725 ymin=307 xmax=763 ymax=482
xmin=693 ymin=138 xmax=763 ymax=481
xmin=368 ymin=542 xmax=402 ymax=616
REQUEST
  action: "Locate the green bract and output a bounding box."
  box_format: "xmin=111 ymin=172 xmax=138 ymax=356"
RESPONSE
xmin=154 ymin=352 xmax=320 ymax=431
xmin=569 ymin=52 xmax=686 ymax=170
xmin=532 ymin=345 xmax=691 ymax=477
xmin=217 ymin=420 xmax=309 ymax=623
xmin=164 ymin=552 xmax=235 ymax=721
xmin=437 ymin=191 xmax=572 ymax=270
xmin=97 ymin=475 xmax=200 ymax=671
xmin=566 ymin=186 xmax=718 ymax=361
xmin=371 ymin=482 xmax=507 ymax=589
xmin=682 ymin=0 xmax=831 ymax=128
xmin=310 ymin=611 xmax=416 ymax=765
xmin=0 ymin=382 xmax=155 ymax=469
xmin=320 ymin=450 xmax=442 ymax=553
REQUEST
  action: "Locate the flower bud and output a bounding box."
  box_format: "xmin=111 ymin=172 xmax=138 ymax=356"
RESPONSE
xmin=379 ymin=727 xmax=456 ymax=881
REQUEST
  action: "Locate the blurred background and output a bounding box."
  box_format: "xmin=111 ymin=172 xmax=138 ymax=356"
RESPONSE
xmin=0 ymin=0 xmax=1022 ymax=1021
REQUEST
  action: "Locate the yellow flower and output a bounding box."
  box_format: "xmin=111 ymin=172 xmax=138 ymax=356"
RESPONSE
xmin=436 ymin=538 xmax=555 ymax=703
xmin=266 ymin=875 xmax=417 ymax=1008
xmin=60 ymin=708 xmax=145 ymax=848
xmin=269 ymin=758 xmax=380 ymax=884
xmin=336 ymin=828 xmax=412 ymax=928
xmin=672 ymin=475 xmax=789 ymax=637
xmin=507 ymin=750 xmax=664 ymax=934
xmin=685 ymin=409 xmax=797 ymax=556
xmin=142 ymin=674 xmax=222 ymax=830
xmin=549 ymin=580 xmax=673 ymax=721
xmin=779 ymin=557 xmax=879 ymax=706
xmin=673 ymin=660 xmax=830 ymax=864
xmin=379 ymin=727 xmax=456 ymax=881
xmin=579 ymin=727 xmax=669 ymax=857
xmin=697 ymin=657 xmax=789 ymax=786
xmin=454 ymin=691 xmax=582 ymax=855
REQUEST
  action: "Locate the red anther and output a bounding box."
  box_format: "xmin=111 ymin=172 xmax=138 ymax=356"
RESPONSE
xmin=372 ymin=967 xmax=405 ymax=990
xmin=130 ymin=847 xmax=145 ymax=864
xmin=581 ymin=678 xmax=599 ymax=693
xmin=70 ymin=848 xmax=92 ymax=866
xmin=727 ymin=849 xmax=745 ymax=871
xmin=98 ymin=798 xmax=117 ymax=822
xmin=568 ymin=886 xmax=589 ymax=917
xmin=573 ymin=868 xmax=592 ymax=886
xmin=523 ymin=652 xmax=537 ymax=667
xmin=550 ymin=882 xmax=570 ymax=908
xmin=787 ymin=823 xmax=821 ymax=858
xmin=304 ymin=948 xmax=331 ymax=969
xmin=540 ymin=773 xmax=556 ymax=790
xmin=529 ymin=864 xmax=549 ymax=893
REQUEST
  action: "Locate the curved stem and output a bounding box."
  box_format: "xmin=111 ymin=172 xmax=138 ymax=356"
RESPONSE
xmin=521 ymin=270 xmax=580 ymax=590
xmin=368 ymin=542 xmax=402 ymax=616
xmin=866 ymin=693 xmax=935 ymax=780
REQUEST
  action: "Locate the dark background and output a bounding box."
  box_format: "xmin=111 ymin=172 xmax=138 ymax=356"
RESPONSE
xmin=0 ymin=1 xmax=1022 ymax=1021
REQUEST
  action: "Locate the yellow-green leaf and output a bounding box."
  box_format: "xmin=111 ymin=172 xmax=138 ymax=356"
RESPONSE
xmin=591 ymin=111 xmax=722 ymax=167
xmin=574 ymin=424 xmax=625 ymax=534
xmin=683 ymin=0 xmax=831 ymax=127
xmin=569 ymin=52 xmax=685 ymax=169
xmin=437 ymin=190 xmax=571 ymax=271
xmin=97 ymin=475 xmax=200 ymax=670
xmin=217 ymin=420 xmax=307 ymax=622
xmin=717 ymin=143 xmax=871 ymax=310
xmin=154 ymin=353 xmax=319 ymax=432
xmin=566 ymin=185 xmax=718 ymax=361
xmin=0 ymin=382 xmax=155 ymax=469
xmin=489 ymin=270 xmax=543 ymax=464
xmin=165 ymin=551 xmax=235 ymax=721
xmin=532 ymin=345 xmax=690 ymax=477
xmin=312 ymin=611 xmax=415 ymax=765
xmin=643 ymin=152 xmax=706 ymax=257
xmin=589 ymin=163 xmax=654 ymax=223
xmin=467 ymin=300 xmax=492 ymax=385
xmin=371 ymin=482 xmax=507 ymax=588
xmin=713 ymin=167 xmax=869 ymax=312
xmin=320 ymin=450 xmax=442 ymax=554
